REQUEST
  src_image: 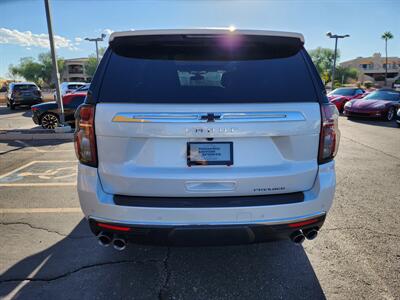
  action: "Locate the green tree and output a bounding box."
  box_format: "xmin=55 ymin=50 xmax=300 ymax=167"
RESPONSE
xmin=381 ymin=31 xmax=394 ymax=86
xmin=84 ymin=47 xmax=106 ymax=79
xmin=8 ymin=52 xmax=64 ymax=87
xmin=335 ymin=66 xmax=359 ymax=84
xmin=309 ymin=47 xmax=339 ymax=84
xmin=84 ymin=56 xmax=98 ymax=78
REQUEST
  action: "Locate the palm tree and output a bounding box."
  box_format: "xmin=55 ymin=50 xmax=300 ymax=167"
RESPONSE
xmin=381 ymin=31 xmax=394 ymax=86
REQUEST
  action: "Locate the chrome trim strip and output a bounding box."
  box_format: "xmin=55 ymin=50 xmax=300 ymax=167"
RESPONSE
xmin=89 ymin=211 xmax=326 ymax=227
xmin=112 ymin=112 xmax=305 ymax=123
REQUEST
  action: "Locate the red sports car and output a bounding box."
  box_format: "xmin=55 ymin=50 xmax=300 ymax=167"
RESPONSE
xmin=343 ymin=89 xmax=400 ymax=121
xmin=327 ymin=87 xmax=365 ymax=112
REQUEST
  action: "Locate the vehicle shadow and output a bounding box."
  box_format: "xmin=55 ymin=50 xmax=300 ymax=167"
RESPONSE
xmin=342 ymin=116 xmax=398 ymax=128
xmin=0 ymin=219 xmax=325 ymax=299
xmin=0 ymin=106 xmax=31 ymax=117
xmin=0 ymin=139 xmax=73 ymax=156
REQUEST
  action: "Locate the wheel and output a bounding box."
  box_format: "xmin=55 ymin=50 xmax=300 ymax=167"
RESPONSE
xmin=40 ymin=113 xmax=59 ymax=129
xmin=9 ymin=102 xmax=15 ymax=110
xmin=386 ymin=107 xmax=395 ymax=121
xmin=397 ymin=122 xmax=400 ymax=128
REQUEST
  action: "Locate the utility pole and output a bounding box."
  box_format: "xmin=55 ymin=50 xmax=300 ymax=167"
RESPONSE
xmin=326 ymin=32 xmax=350 ymax=90
xmin=85 ymin=34 xmax=106 ymax=65
xmin=44 ymin=0 xmax=65 ymax=125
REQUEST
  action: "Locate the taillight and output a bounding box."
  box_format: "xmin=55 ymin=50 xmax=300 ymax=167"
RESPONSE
xmin=74 ymin=104 xmax=97 ymax=167
xmin=318 ymin=103 xmax=340 ymax=164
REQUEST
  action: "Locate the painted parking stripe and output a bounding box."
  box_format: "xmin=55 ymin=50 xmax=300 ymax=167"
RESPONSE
xmin=15 ymin=140 xmax=74 ymax=153
xmin=0 ymin=160 xmax=77 ymax=187
xmin=0 ymin=160 xmax=76 ymax=179
xmin=0 ymin=207 xmax=82 ymax=214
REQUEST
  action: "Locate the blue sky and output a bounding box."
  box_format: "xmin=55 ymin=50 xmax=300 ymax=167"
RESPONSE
xmin=1 ymin=0 xmax=399 ymax=78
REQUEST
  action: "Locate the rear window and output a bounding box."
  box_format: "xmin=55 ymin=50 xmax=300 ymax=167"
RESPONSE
xmin=364 ymin=90 xmax=400 ymax=101
xmin=67 ymin=84 xmax=84 ymax=90
xmin=329 ymin=88 xmax=356 ymax=96
xmin=98 ymin=35 xmax=319 ymax=103
xmin=14 ymin=84 xmax=37 ymax=91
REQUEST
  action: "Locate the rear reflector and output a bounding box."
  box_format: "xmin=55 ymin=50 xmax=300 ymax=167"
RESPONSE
xmin=288 ymin=218 xmax=319 ymax=228
xmin=318 ymin=103 xmax=340 ymax=164
xmin=97 ymin=223 xmax=131 ymax=232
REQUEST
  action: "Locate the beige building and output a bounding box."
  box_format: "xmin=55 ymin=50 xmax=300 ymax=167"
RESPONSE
xmin=340 ymin=53 xmax=400 ymax=86
xmin=61 ymin=58 xmax=90 ymax=82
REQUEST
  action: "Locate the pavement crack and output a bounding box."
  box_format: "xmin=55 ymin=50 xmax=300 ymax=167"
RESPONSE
xmin=0 ymin=222 xmax=91 ymax=239
xmin=0 ymin=259 xmax=160 ymax=284
xmin=158 ymin=247 xmax=172 ymax=300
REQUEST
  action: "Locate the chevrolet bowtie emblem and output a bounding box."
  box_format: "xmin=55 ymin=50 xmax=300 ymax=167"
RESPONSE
xmin=200 ymin=113 xmax=222 ymax=122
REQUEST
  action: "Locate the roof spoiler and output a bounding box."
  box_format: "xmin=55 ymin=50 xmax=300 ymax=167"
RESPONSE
xmin=109 ymin=29 xmax=305 ymax=60
xmin=109 ymin=29 xmax=304 ymax=44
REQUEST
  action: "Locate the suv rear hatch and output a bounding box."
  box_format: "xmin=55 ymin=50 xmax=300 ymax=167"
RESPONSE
xmin=89 ymin=31 xmax=324 ymax=197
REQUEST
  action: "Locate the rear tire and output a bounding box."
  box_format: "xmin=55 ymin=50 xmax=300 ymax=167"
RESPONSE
xmin=40 ymin=113 xmax=59 ymax=129
xmin=9 ymin=102 xmax=15 ymax=110
xmin=386 ymin=107 xmax=395 ymax=121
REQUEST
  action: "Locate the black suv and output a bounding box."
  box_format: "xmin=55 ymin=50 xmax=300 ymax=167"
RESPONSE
xmin=7 ymin=82 xmax=43 ymax=109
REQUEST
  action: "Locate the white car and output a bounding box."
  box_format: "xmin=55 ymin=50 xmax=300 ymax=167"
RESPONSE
xmin=75 ymin=29 xmax=340 ymax=250
xmin=54 ymin=82 xmax=86 ymax=99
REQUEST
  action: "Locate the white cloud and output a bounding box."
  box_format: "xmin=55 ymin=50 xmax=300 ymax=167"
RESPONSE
xmin=74 ymin=37 xmax=83 ymax=43
xmin=0 ymin=27 xmax=78 ymax=50
xmin=103 ymin=28 xmax=114 ymax=35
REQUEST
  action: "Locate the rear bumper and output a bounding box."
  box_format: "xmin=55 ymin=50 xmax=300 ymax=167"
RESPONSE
xmin=78 ymin=161 xmax=336 ymax=243
xmin=88 ymin=214 xmax=326 ymax=245
xmin=11 ymin=97 xmax=42 ymax=105
xmin=344 ymin=109 xmax=384 ymax=118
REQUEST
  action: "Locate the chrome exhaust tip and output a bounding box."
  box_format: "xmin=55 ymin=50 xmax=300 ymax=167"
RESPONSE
xmin=97 ymin=232 xmax=113 ymax=247
xmin=290 ymin=230 xmax=305 ymax=244
xmin=303 ymin=228 xmax=318 ymax=240
xmin=112 ymin=237 xmax=127 ymax=251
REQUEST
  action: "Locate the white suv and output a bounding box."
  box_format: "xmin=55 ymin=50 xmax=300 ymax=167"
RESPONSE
xmin=75 ymin=29 xmax=340 ymax=250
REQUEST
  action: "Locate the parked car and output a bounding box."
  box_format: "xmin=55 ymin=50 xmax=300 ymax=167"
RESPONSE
xmin=392 ymin=78 xmax=400 ymax=91
xmin=6 ymin=82 xmax=43 ymax=109
xmin=75 ymin=29 xmax=340 ymax=249
xmin=72 ymin=83 xmax=90 ymax=94
xmin=344 ymin=89 xmax=400 ymax=121
xmin=327 ymin=87 xmax=365 ymax=112
xmin=54 ymin=82 xmax=86 ymax=99
xmin=31 ymin=92 xmax=86 ymax=129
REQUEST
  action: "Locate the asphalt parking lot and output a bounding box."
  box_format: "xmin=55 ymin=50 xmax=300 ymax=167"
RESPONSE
xmin=0 ymin=106 xmax=38 ymax=131
xmin=0 ymin=117 xmax=399 ymax=299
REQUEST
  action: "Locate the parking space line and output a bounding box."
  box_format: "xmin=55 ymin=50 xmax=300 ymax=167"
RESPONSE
xmin=0 ymin=207 xmax=82 ymax=214
xmin=4 ymin=256 xmax=51 ymax=300
xmin=0 ymin=160 xmax=76 ymax=179
xmin=0 ymin=161 xmax=37 ymax=179
xmin=15 ymin=140 xmax=74 ymax=153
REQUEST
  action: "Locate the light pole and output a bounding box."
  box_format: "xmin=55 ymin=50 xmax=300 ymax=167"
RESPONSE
xmin=326 ymin=32 xmax=350 ymax=90
xmin=85 ymin=34 xmax=106 ymax=64
xmin=44 ymin=0 xmax=65 ymax=126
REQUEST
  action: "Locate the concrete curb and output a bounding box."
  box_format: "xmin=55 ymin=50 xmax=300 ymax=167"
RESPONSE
xmin=0 ymin=132 xmax=73 ymax=141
